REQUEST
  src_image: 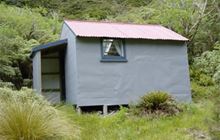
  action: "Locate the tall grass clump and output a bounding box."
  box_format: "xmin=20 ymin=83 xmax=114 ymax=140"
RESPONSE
xmin=0 ymin=87 xmax=79 ymax=140
xmin=130 ymin=91 xmax=182 ymax=117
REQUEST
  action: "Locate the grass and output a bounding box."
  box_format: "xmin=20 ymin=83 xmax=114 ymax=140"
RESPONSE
xmin=57 ymin=99 xmax=214 ymax=140
xmin=0 ymin=87 xmax=79 ymax=140
xmin=0 ymin=85 xmax=217 ymax=140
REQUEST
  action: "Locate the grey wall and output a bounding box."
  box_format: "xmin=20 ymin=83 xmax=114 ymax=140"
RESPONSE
xmin=60 ymin=23 xmax=78 ymax=104
xmin=75 ymin=38 xmax=191 ymax=106
xmin=33 ymin=51 xmax=42 ymax=94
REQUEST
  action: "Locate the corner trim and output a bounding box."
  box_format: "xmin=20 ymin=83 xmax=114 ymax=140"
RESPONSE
xmin=63 ymin=21 xmax=77 ymax=36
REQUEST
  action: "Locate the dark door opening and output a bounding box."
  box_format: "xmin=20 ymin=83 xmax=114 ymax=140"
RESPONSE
xmin=59 ymin=50 xmax=66 ymax=101
xmin=41 ymin=48 xmax=66 ymax=103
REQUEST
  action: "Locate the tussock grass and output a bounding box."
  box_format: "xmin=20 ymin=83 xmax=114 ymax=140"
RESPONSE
xmin=0 ymin=88 xmax=79 ymax=140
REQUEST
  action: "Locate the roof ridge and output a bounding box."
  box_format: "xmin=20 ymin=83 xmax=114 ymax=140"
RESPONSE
xmin=64 ymin=19 xmax=161 ymax=26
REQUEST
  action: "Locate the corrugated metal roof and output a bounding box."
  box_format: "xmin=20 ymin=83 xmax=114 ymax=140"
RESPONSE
xmin=64 ymin=20 xmax=188 ymax=41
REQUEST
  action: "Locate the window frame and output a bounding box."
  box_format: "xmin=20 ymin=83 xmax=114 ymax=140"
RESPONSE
xmin=100 ymin=38 xmax=127 ymax=62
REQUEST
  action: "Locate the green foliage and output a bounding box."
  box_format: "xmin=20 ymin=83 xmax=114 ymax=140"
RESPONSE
xmin=191 ymin=81 xmax=218 ymax=101
xmin=193 ymin=43 xmax=220 ymax=84
xmin=111 ymin=6 xmax=156 ymax=23
xmin=190 ymin=67 xmax=218 ymax=101
xmin=210 ymin=90 xmax=220 ymax=139
xmin=190 ymin=67 xmax=214 ymax=86
xmin=0 ymin=4 xmax=61 ymax=88
xmin=0 ymin=87 xmax=79 ymax=140
xmin=60 ymin=0 xmax=115 ymax=20
xmin=1 ymin=0 xmax=153 ymax=20
xmin=130 ymin=91 xmax=181 ymax=117
xmin=149 ymin=0 xmax=195 ymax=34
xmin=196 ymin=74 xmax=214 ymax=86
xmin=0 ymin=80 xmax=14 ymax=88
xmin=138 ymin=91 xmax=172 ymax=109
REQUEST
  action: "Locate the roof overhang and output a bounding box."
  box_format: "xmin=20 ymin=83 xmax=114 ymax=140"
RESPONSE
xmin=30 ymin=39 xmax=67 ymax=58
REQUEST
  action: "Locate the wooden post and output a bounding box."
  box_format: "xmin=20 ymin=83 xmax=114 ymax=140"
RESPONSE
xmin=103 ymin=105 xmax=108 ymax=115
xmin=33 ymin=51 xmax=42 ymax=94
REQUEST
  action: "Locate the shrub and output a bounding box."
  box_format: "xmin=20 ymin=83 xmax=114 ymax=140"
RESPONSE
xmin=191 ymin=82 xmax=208 ymax=100
xmin=130 ymin=91 xmax=182 ymax=117
xmin=193 ymin=43 xmax=220 ymax=85
xmin=197 ymin=73 xmax=214 ymax=86
xmin=191 ymin=81 xmax=219 ymax=101
xmin=213 ymin=65 xmax=220 ymax=84
xmin=190 ymin=67 xmax=214 ymax=86
xmin=0 ymin=80 xmax=14 ymax=88
xmin=0 ymin=88 xmax=79 ymax=140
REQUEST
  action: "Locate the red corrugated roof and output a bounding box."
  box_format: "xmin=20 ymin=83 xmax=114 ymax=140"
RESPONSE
xmin=64 ymin=20 xmax=188 ymax=41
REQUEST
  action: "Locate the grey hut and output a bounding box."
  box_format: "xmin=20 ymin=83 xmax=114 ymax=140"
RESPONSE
xmin=31 ymin=20 xmax=191 ymax=112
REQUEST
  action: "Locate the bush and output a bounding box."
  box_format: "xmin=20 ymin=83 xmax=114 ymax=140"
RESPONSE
xmin=190 ymin=67 xmax=214 ymax=86
xmin=193 ymin=43 xmax=220 ymax=85
xmin=213 ymin=65 xmax=220 ymax=84
xmin=191 ymin=82 xmax=208 ymax=100
xmin=130 ymin=91 xmax=182 ymax=117
xmin=191 ymin=81 xmax=219 ymax=101
xmin=0 ymin=80 xmax=14 ymax=88
xmin=0 ymin=88 xmax=79 ymax=140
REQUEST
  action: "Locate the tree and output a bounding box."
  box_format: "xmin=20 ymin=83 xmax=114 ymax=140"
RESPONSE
xmin=0 ymin=4 xmax=60 ymax=88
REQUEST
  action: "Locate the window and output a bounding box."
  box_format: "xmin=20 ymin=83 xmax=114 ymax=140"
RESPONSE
xmin=101 ymin=39 xmax=127 ymax=62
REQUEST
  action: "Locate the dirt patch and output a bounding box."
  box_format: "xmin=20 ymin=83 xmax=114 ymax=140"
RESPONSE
xmin=187 ymin=128 xmax=211 ymax=140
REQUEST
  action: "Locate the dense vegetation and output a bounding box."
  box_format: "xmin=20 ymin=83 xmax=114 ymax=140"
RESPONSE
xmin=0 ymin=3 xmax=60 ymax=88
xmin=0 ymin=0 xmax=219 ymax=139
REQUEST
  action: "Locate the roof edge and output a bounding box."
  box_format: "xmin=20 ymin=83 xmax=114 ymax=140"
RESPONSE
xmin=30 ymin=39 xmax=67 ymax=58
xmin=75 ymin=35 xmax=188 ymax=41
xmin=64 ymin=19 xmax=162 ymax=27
xmin=63 ymin=21 xmax=78 ymax=36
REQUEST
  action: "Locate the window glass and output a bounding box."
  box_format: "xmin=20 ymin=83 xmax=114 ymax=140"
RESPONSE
xmin=102 ymin=39 xmax=124 ymax=57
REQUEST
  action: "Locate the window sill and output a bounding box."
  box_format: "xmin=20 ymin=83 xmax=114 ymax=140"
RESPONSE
xmin=100 ymin=58 xmax=128 ymax=62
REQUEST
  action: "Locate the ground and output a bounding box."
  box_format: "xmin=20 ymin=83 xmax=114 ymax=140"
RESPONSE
xmin=57 ymin=99 xmax=214 ymax=140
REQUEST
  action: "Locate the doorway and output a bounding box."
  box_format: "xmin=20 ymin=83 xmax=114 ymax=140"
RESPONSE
xmin=41 ymin=50 xmax=66 ymax=103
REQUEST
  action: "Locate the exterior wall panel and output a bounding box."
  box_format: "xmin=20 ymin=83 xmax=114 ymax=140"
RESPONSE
xmin=33 ymin=51 xmax=42 ymax=94
xmin=60 ymin=23 xmax=78 ymax=104
xmin=75 ymin=38 xmax=191 ymax=106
